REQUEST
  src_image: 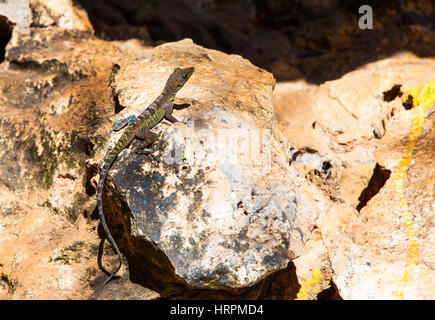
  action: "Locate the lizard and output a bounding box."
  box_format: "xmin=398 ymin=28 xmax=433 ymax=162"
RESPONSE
xmin=97 ymin=66 xmax=194 ymax=284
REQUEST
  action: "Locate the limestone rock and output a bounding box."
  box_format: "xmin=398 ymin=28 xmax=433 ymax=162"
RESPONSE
xmin=1 ymin=0 xmax=433 ymax=300
xmin=0 ymin=3 xmax=153 ymax=299
xmin=292 ymin=228 xmax=334 ymax=300
xmin=274 ymin=54 xmax=435 ymax=299
xmin=0 ymin=0 xmax=93 ymax=34
xmin=320 ymin=104 xmax=434 ymax=299
xmin=28 ymin=0 xmax=94 ymax=32
xmin=102 ymin=39 xmax=330 ymax=295
xmin=274 ymin=54 xmax=435 ymax=207
xmin=0 ymin=0 xmax=32 ymax=34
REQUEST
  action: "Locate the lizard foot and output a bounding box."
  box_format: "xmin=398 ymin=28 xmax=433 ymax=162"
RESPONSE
xmin=138 ymin=146 xmax=164 ymax=163
xmin=133 ymin=139 xmax=164 ymax=163
xmin=137 ymin=144 xmax=178 ymax=168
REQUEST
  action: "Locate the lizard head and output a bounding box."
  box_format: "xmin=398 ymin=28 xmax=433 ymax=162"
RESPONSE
xmin=166 ymin=67 xmax=194 ymax=93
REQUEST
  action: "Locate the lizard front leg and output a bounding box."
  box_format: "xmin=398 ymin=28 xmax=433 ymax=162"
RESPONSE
xmin=124 ymin=128 xmax=159 ymax=150
xmin=165 ymin=114 xmax=180 ymax=123
xmin=132 ymin=128 xmax=167 ymax=163
xmin=164 ymin=102 xmax=180 ymax=123
xmin=165 ymin=102 xmax=191 ymax=122
xmin=173 ymin=103 xmax=190 ymax=110
xmin=133 ymin=128 xmax=159 ymax=146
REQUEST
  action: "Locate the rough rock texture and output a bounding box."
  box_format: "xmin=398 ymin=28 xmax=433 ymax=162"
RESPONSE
xmin=275 ymin=55 xmax=435 ymax=299
xmin=320 ymin=103 xmax=434 ymax=299
xmin=0 ymin=0 xmax=329 ymax=299
xmin=274 ymin=54 xmax=435 ymax=208
xmin=292 ymin=227 xmax=334 ymax=300
xmin=0 ymin=0 xmax=93 ymax=35
xmin=0 ymin=0 xmax=434 ymax=300
xmin=0 ymin=0 xmax=157 ymax=299
xmin=101 ymin=39 xmax=329 ymax=296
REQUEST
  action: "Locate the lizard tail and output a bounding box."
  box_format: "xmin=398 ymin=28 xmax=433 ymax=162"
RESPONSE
xmin=97 ymin=162 xmax=123 ymax=285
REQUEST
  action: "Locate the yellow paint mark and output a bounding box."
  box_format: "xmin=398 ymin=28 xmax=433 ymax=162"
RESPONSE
xmin=295 ymin=268 xmax=330 ymax=300
xmin=353 ymin=209 xmax=360 ymax=217
xmin=393 ymin=79 xmax=434 ymax=299
xmin=404 ymin=79 xmax=435 ymax=107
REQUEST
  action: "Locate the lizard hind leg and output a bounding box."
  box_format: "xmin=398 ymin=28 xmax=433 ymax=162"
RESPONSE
xmin=105 ymin=115 xmax=137 ymax=136
xmin=122 ymin=127 xmax=158 ymax=150
xmin=133 ymin=129 xmax=165 ymax=163
xmin=134 ymin=128 xmax=159 ymax=146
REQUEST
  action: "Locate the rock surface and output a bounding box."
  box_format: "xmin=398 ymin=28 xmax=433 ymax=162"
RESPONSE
xmin=274 ymin=54 xmax=435 ymax=208
xmin=322 ymin=103 xmax=434 ymax=299
xmin=274 ymin=56 xmax=435 ymax=299
xmin=0 ymin=0 xmax=434 ymax=300
xmin=0 ymin=0 xmax=157 ymax=299
xmin=102 ymin=39 xmax=329 ymax=295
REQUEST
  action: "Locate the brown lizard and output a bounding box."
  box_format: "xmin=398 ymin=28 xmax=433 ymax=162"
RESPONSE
xmin=97 ymin=66 xmax=194 ymax=284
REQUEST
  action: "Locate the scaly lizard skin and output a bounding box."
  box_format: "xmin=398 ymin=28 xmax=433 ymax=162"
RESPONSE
xmin=97 ymin=67 xmax=194 ymax=284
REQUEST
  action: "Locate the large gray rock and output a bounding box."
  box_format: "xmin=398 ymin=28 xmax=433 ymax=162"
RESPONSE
xmin=101 ymin=39 xmax=329 ymax=294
